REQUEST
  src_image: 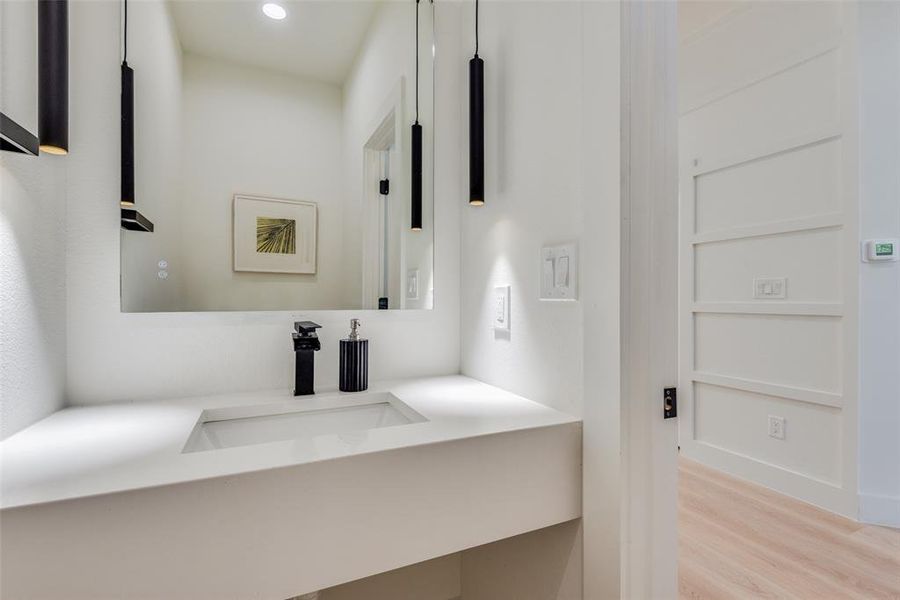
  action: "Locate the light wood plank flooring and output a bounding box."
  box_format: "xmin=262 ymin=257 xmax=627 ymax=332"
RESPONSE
xmin=679 ymin=457 xmax=900 ymax=599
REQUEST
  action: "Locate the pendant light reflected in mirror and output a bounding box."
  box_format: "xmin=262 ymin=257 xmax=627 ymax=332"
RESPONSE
xmin=38 ymin=0 xmax=68 ymax=155
xmin=410 ymin=0 xmax=423 ymax=231
xmin=469 ymin=0 xmax=484 ymax=206
xmin=120 ymin=0 xmax=154 ymax=232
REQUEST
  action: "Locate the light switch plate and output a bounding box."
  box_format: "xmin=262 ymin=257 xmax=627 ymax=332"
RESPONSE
xmin=493 ymin=285 xmax=510 ymax=332
xmin=753 ymin=277 xmax=786 ymax=299
xmin=540 ymin=243 xmax=578 ymax=300
xmin=407 ymin=269 xmax=419 ymax=300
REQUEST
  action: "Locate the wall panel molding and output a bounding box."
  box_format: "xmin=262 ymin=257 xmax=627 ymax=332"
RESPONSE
xmin=692 ymin=371 xmax=843 ymax=409
xmin=678 ymin=0 xmax=859 ymax=519
xmin=681 ymin=440 xmax=854 ymax=517
xmin=691 ymin=216 xmax=842 ymax=246
xmin=690 ymin=129 xmax=841 ymax=178
xmin=692 ymin=303 xmax=844 ymax=317
xmin=682 ymin=42 xmax=841 ymax=116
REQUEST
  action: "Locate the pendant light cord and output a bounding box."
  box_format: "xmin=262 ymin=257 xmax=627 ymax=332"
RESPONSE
xmin=415 ymin=0 xmax=419 ymax=124
xmin=123 ymin=0 xmax=128 ymax=63
xmin=474 ymin=0 xmax=479 ymax=57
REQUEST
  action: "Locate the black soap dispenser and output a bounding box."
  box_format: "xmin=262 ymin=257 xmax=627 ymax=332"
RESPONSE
xmin=339 ymin=319 xmax=368 ymax=392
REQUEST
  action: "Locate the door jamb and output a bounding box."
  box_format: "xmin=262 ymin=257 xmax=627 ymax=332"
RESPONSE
xmin=619 ymin=1 xmax=680 ymax=598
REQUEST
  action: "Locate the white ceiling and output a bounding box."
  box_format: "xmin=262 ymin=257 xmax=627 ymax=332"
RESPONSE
xmin=168 ymin=0 xmax=381 ymax=85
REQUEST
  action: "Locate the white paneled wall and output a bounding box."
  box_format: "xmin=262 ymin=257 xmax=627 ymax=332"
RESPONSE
xmin=678 ymin=1 xmax=858 ymax=516
xmin=693 ymin=138 xmax=842 ymax=235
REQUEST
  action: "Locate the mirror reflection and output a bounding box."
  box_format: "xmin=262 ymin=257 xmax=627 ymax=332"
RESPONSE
xmin=121 ymin=0 xmax=434 ymax=312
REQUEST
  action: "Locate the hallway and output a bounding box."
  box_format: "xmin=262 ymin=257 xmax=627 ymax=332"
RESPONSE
xmin=679 ymin=458 xmax=900 ymax=599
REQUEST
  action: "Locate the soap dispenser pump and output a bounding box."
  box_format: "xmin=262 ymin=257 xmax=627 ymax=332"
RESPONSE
xmin=339 ymin=319 xmax=368 ymax=392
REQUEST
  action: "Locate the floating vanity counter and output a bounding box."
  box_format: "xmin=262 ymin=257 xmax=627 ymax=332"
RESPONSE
xmin=0 ymin=376 xmax=581 ymax=599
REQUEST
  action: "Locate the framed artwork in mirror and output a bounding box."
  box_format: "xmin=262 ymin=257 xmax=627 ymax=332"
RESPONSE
xmin=233 ymin=194 xmax=317 ymax=274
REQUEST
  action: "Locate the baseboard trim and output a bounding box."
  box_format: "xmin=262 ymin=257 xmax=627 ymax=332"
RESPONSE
xmin=859 ymin=493 xmax=900 ymax=528
xmin=681 ymin=441 xmax=857 ymax=518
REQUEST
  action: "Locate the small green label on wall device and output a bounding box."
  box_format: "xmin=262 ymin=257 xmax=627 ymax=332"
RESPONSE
xmin=875 ymin=243 xmax=894 ymax=256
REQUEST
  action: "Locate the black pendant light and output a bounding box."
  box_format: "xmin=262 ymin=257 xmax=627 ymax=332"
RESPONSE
xmin=120 ymin=0 xmax=154 ymax=232
xmin=469 ymin=0 xmax=484 ymax=205
xmin=410 ymin=0 xmax=423 ymax=231
xmin=38 ymin=0 xmax=68 ymax=155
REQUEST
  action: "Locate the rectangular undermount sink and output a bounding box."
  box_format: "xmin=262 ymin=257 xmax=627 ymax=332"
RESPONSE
xmin=182 ymin=392 xmax=426 ymax=453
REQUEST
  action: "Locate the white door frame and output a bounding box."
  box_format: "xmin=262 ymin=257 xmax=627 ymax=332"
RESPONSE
xmin=619 ymin=1 xmax=679 ymax=598
xmin=361 ymin=82 xmax=405 ymax=310
xmin=581 ymin=1 xmax=678 ymax=597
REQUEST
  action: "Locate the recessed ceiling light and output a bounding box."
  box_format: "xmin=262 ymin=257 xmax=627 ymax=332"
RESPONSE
xmin=262 ymin=3 xmax=286 ymax=20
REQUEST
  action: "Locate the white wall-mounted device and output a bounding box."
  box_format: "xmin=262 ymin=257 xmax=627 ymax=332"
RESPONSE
xmin=768 ymin=415 xmax=786 ymax=440
xmin=540 ymin=243 xmax=578 ymax=300
xmin=753 ymin=277 xmax=786 ymax=299
xmin=862 ymin=239 xmax=899 ymax=262
xmin=406 ymin=269 xmax=419 ymax=300
xmin=493 ymin=285 xmax=510 ymax=332
xmin=157 ymin=258 xmax=169 ymax=280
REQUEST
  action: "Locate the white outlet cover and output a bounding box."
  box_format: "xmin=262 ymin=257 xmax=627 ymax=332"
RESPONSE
xmin=493 ymin=285 xmax=510 ymax=332
xmin=768 ymin=415 xmax=785 ymax=440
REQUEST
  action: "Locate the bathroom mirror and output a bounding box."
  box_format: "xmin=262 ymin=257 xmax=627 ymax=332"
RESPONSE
xmin=0 ymin=0 xmax=40 ymax=155
xmin=120 ymin=0 xmax=434 ymax=312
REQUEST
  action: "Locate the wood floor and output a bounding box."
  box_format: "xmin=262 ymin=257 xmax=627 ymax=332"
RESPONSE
xmin=679 ymin=458 xmax=900 ymax=600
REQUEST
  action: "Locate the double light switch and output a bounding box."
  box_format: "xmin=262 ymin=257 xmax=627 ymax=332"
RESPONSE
xmin=541 ymin=243 xmax=578 ymax=300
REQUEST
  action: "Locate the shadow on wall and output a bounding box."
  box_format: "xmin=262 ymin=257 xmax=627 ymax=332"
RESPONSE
xmin=461 ymin=519 xmax=583 ymax=600
xmin=308 ymin=520 xmax=582 ymax=600
xmin=0 ymin=154 xmax=67 ymax=439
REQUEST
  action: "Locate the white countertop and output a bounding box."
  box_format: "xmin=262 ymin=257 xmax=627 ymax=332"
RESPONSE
xmin=0 ymin=375 xmax=580 ymax=510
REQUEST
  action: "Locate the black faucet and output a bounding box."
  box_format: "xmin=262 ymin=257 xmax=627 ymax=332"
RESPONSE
xmin=292 ymin=321 xmax=322 ymax=396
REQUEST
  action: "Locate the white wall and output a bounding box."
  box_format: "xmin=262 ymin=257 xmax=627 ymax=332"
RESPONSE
xmin=579 ymin=2 xmax=622 ymax=596
xmin=0 ymin=0 xmax=67 ymax=441
xmin=178 ymin=53 xmax=344 ymax=311
xmin=0 ymin=154 xmax=66 ymax=440
xmin=857 ymin=0 xmax=900 ymax=528
xmin=458 ymin=1 xmax=586 ymax=418
xmin=64 ymin=0 xmax=459 ymax=406
xmin=457 ymin=1 xmax=623 ymax=598
xmin=120 ymin=0 xmax=186 ymax=312
xmin=678 ymin=0 xmax=859 ymax=517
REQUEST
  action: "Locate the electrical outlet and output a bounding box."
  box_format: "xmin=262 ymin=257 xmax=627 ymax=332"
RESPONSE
xmin=768 ymin=415 xmax=785 ymax=440
xmin=493 ymin=285 xmax=510 ymax=332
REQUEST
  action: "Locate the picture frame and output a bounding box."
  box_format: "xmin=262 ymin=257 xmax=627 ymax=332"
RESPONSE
xmin=233 ymin=194 xmax=317 ymax=274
